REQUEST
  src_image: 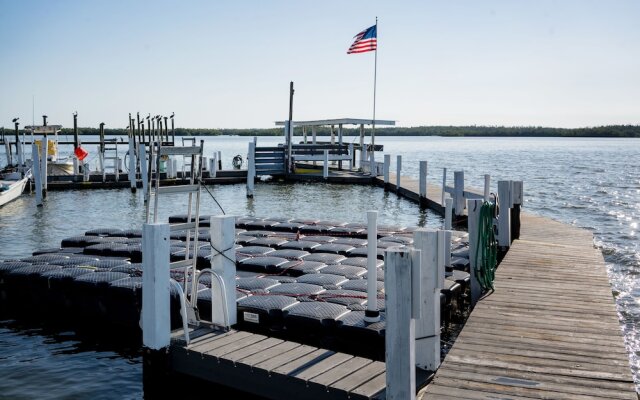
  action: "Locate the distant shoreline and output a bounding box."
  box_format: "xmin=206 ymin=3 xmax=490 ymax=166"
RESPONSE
xmin=3 ymin=125 xmax=639 ymax=138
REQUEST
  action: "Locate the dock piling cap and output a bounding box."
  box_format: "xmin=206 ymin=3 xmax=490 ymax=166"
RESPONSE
xmin=74 ymin=146 xmax=89 ymax=161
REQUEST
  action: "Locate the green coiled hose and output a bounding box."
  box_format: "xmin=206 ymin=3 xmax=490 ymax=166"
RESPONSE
xmin=475 ymin=201 xmax=498 ymax=291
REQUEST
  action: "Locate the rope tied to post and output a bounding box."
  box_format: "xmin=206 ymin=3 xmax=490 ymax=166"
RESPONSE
xmin=475 ymin=201 xmax=498 ymax=291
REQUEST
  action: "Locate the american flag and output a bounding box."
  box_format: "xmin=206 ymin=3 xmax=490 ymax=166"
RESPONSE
xmin=347 ymin=25 xmax=377 ymax=54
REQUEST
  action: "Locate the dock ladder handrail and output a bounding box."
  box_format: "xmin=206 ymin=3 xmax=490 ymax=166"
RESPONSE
xmin=144 ymin=140 xmax=230 ymax=342
xmin=101 ymin=139 xmax=119 ymax=182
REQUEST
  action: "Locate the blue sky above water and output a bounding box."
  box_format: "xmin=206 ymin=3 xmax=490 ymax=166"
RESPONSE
xmin=1 ymin=0 xmax=638 ymax=129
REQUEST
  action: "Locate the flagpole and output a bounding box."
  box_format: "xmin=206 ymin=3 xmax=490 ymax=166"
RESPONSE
xmin=372 ymin=16 xmax=378 ymax=149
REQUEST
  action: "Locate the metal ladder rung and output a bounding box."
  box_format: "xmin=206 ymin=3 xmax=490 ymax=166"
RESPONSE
xmin=171 ymin=259 xmax=196 ymax=269
xmin=170 ymin=221 xmax=199 ymax=231
xmin=157 ymin=185 xmax=200 ymax=194
xmin=160 ymin=146 xmax=201 ymax=156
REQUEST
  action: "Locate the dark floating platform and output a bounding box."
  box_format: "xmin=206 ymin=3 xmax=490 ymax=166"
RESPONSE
xmin=0 ymin=215 xmax=471 ymax=362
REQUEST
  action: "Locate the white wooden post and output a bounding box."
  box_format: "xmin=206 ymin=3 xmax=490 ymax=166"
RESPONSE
xmin=41 ymin=139 xmax=48 ymax=196
xmin=365 ymin=211 xmax=380 ymax=322
xmin=413 ymin=229 xmax=441 ymax=371
xmin=361 ymin=145 xmax=368 ymax=171
xmin=138 ymin=144 xmax=148 ymax=200
xmin=142 ymin=223 xmax=171 ymax=350
xmin=383 ymin=154 xmax=390 ymax=187
xmin=369 ymin=149 xmax=376 ymax=177
xmin=73 ymin=158 xmax=79 ymax=176
xmin=511 ymin=180 xmax=523 ymax=240
xmin=4 ymin=142 xmax=11 ymax=165
xmin=453 ymin=170 xmax=465 ymax=216
xmin=202 ymin=156 xmax=208 ymax=172
xmin=419 ymin=161 xmax=427 ymax=205
xmin=348 ymin=143 xmax=354 ymax=170
xmin=166 ymin=157 xmax=173 ymax=178
xmin=338 ymin=124 xmax=343 ymax=146
xmin=497 ymin=180 xmax=512 ymax=247
xmin=246 ymin=141 xmax=255 ymax=198
xmin=17 ymin=138 xmax=23 ymax=166
xmin=359 ymin=124 xmax=365 ymax=164
xmin=468 ymin=199 xmax=483 ymax=307
xmin=96 ymin=146 xmax=104 ymax=172
xmin=210 ymin=153 xmax=218 ymax=178
xmin=82 ymin=162 xmax=90 ymax=182
xmin=440 ymin=230 xmax=452 ymax=276
xmin=128 ymin=134 xmax=136 ymax=192
xmin=512 ymin=180 xmax=523 ymax=206
xmin=441 ymin=168 xmax=447 ymax=206
xmin=172 ymin=159 xmax=178 ymax=179
xmin=32 ymin=144 xmax=43 ymax=206
xmin=385 ymin=248 xmax=420 ymax=400
xmin=396 ymin=155 xmax=402 ymax=191
xmin=312 ymin=126 xmax=317 ymax=144
xmin=302 ymin=126 xmax=307 ymax=144
xmin=444 ymin=196 xmax=453 ymax=230
xmin=323 ymin=150 xmax=329 ymax=179
xmin=330 ymin=125 xmax=335 ymax=145
xmin=210 ymin=216 xmax=237 ymax=327
xmin=217 ymin=150 xmax=222 ymax=170
xmin=484 ymin=174 xmax=491 ymax=202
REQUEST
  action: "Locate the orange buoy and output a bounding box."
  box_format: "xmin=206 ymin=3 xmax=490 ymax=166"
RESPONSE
xmin=74 ymin=146 xmax=89 ymax=161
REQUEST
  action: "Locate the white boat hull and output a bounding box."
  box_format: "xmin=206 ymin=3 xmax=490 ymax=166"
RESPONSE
xmin=0 ymin=177 xmax=28 ymax=207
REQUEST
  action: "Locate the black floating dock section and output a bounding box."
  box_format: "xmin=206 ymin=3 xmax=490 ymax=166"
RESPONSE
xmin=169 ymin=327 xmax=430 ymax=400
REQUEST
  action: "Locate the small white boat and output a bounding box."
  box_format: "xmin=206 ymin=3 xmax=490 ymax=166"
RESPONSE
xmin=0 ymin=173 xmax=29 ymax=207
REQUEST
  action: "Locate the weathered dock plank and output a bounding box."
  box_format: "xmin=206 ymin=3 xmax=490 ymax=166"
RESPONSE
xmin=421 ymin=213 xmax=636 ymax=399
xmin=169 ymin=329 xmax=391 ymax=400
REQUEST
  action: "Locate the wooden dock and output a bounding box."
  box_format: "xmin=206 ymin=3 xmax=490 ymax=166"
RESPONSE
xmin=168 ymin=327 xmax=429 ymax=400
xmin=421 ymin=213 xmax=636 ymax=399
xmin=155 ymin=169 xmax=636 ymax=399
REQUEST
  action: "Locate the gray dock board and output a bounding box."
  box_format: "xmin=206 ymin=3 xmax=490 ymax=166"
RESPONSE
xmin=272 ymin=348 xmax=334 ymax=375
xmin=292 ymin=352 xmax=354 ymax=381
xmin=331 ymin=361 xmax=386 ymax=392
xmin=349 ymin=371 xmax=387 ymax=398
xmin=310 ymin=357 xmax=373 ymax=387
xmin=186 ymin=330 xmax=251 ymax=353
xmin=238 ymin=340 xmax=304 ymax=368
xmin=205 ymin=333 xmax=267 ymax=358
xmin=421 ymin=213 xmax=636 ymax=399
xmin=223 ymin=337 xmax=283 ymax=363
xmin=253 ymin=343 xmax=323 ymax=372
xmin=169 ymin=330 xmax=388 ymax=400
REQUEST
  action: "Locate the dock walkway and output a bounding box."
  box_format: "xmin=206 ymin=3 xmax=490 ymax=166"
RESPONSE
xmin=169 ymin=327 xmax=408 ymax=400
xmin=421 ymin=213 xmax=636 ymax=399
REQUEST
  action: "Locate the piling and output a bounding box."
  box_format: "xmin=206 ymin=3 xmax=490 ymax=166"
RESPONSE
xmin=467 ymin=199 xmax=483 ymax=307
xmin=453 ymin=171 xmax=464 ymax=216
xmin=419 ymin=161 xmax=427 ymax=207
xmin=413 ymin=229 xmax=441 ymax=371
xmin=365 ymin=210 xmax=380 ymax=322
xmin=209 ymin=215 xmax=237 ymax=327
xmin=246 ymin=141 xmax=255 ymax=198
xmin=396 ymin=155 xmax=402 ymax=191
xmin=31 ymin=143 xmax=43 ymax=206
xmin=511 ymin=181 xmax=523 ymax=240
xmin=497 ymin=180 xmax=511 ymax=248
xmin=383 ymin=154 xmax=390 ymax=190
xmin=385 ymin=248 xmax=420 ymax=400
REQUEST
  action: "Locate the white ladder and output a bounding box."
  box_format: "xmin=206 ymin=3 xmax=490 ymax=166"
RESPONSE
xmin=181 ymin=137 xmax=196 ymax=180
xmin=101 ymin=139 xmax=119 ymax=182
xmin=146 ymin=140 xmax=221 ymax=328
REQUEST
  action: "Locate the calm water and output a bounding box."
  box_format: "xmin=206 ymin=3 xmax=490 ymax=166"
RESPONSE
xmin=1 ymin=136 xmax=639 ymax=396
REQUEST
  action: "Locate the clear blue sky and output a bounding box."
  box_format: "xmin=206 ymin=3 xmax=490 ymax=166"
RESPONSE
xmin=1 ymin=0 xmax=638 ymax=129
